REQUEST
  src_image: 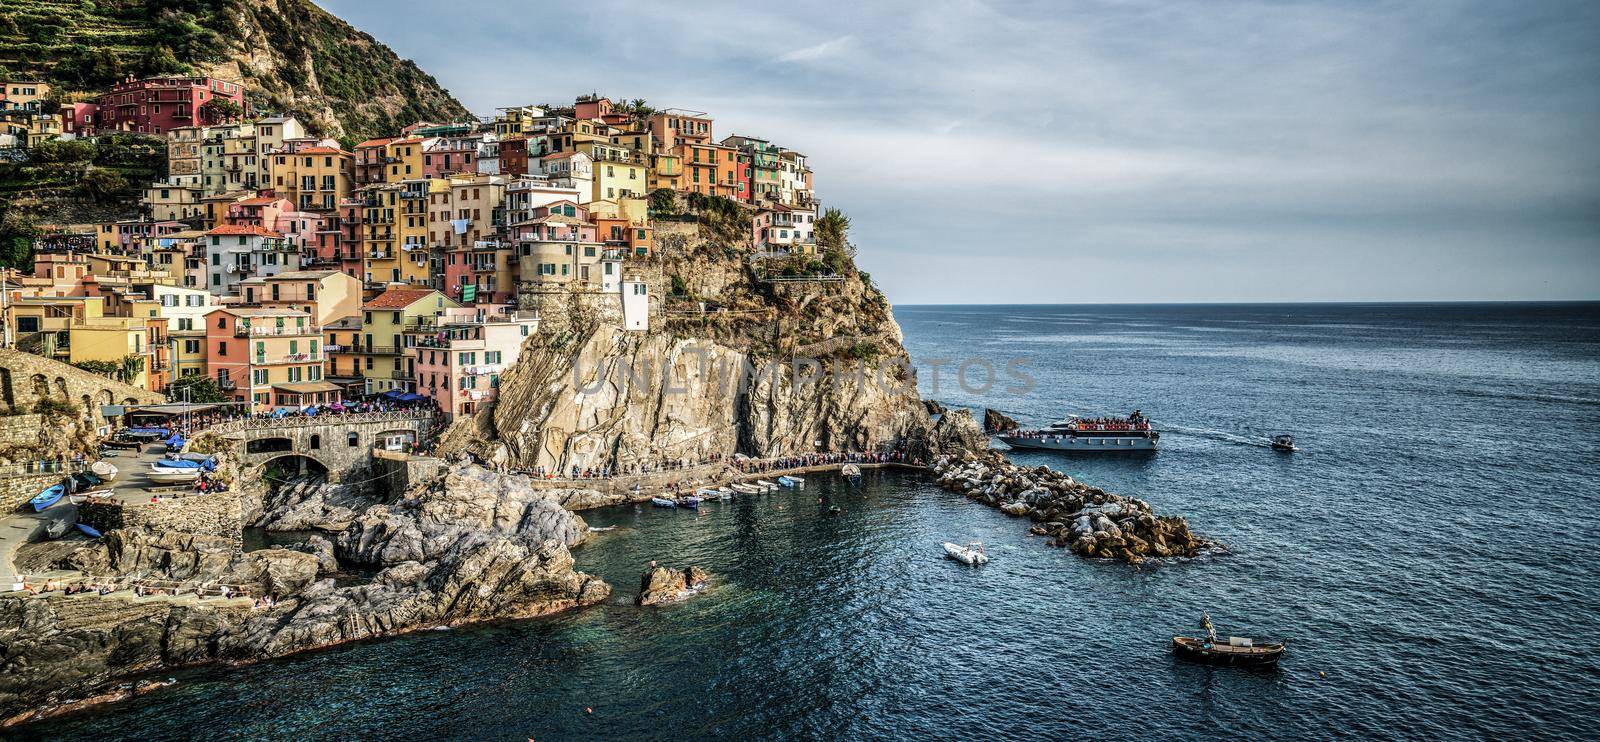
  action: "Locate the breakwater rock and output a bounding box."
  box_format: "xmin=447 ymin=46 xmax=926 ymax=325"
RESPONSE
xmin=931 ymin=452 xmax=1216 ymax=564
xmin=984 ymin=408 xmax=1020 ymax=433
xmin=637 ymin=565 xmax=711 ymax=606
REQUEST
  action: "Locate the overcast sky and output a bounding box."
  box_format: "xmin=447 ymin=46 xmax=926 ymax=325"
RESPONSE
xmin=323 ymin=0 xmax=1599 ymax=304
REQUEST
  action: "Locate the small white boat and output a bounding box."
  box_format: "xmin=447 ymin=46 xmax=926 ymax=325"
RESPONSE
xmin=732 ymin=483 xmax=762 ymax=495
xmin=90 ymin=460 xmax=119 ymax=482
xmin=841 ymin=464 xmax=861 ymax=478
xmin=715 ymin=487 xmax=735 ymax=497
xmin=756 ymin=480 xmax=779 ymax=491
xmin=942 ymin=541 xmax=990 ymax=565
xmin=147 ymin=465 xmax=199 ymax=485
xmin=651 ymin=497 xmax=677 ymax=508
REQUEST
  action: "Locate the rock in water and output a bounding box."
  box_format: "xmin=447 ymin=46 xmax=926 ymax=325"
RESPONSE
xmin=984 ymin=408 xmax=1020 ymax=433
xmin=930 ymin=407 xmax=988 ymax=454
xmin=637 ymin=565 xmax=712 ymax=606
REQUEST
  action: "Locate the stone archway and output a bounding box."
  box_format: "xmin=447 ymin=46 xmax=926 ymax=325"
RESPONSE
xmin=97 ymin=390 xmax=113 ymax=409
xmin=252 ymin=452 xmax=331 ymax=485
xmin=0 ymin=367 xmax=13 ymax=410
xmin=80 ymin=394 xmax=92 ymax=420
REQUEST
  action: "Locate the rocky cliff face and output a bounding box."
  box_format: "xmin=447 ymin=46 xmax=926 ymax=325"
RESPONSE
xmin=444 ymin=225 xmax=938 ymax=471
xmin=0 ymin=463 xmax=607 ymax=724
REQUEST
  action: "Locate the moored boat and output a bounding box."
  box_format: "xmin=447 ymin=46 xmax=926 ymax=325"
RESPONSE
xmin=681 ymin=495 xmax=703 ymax=508
xmin=777 ymin=475 xmax=803 ymax=487
xmin=841 ymin=464 xmax=861 ymax=479
xmin=77 ymin=523 xmax=102 ymax=538
xmin=651 ymin=497 xmax=677 ymax=508
xmin=756 ymin=480 xmax=779 ymax=491
xmin=30 ymin=483 xmax=65 ymax=512
xmin=998 ymin=410 xmax=1159 ymax=453
xmin=147 ymin=465 xmax=199 ymax=485
xmin=732 ymin=483 xmax=761 ymax=495
xmin=942 ymin=541 xmax=989 ymax=565
xmin=90 ymin=460 xmax=119 ymax=481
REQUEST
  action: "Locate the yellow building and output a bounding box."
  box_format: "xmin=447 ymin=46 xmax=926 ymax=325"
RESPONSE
xmin=386 ymin=138 xmax=425 ymax=181
xmin=271 ymin=146 xmax=354 ymax=212
xmin=0 ymin=80 xmax=49 ymax=112
xmin=394 ymin=179 xmax=431 ymax=285
xmin=359 ymin=288 xmax=458 ymax=394
xmin=68 ymin=316 xmax=155 ymax=390
xmin=361 ymin=184 xmax=401 ymax=285
xmin=145 ymin=181 xmax=204 ymax=222
xmin=6 ymin=296 xmax=104 ymax=360
xmin=580 ymin=142 xmax=647 ymax=202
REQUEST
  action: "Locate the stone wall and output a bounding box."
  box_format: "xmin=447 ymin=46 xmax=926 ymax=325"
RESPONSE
xmin=0 ymin=347 xmax=162 ymax=419
xmin=79 ymin=490 xmax=244 ymax=541
xmin=0 ymin=472 xmax=70 ymax=513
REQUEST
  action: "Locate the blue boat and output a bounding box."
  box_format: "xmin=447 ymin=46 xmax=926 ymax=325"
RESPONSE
xmin=777 ymin=476 xmax=802 ymax=487
xmin=76 ymin=523 xmax=102 ymax=538
xmin=154 ymin=458 xmax=203 ymax=469
xmin=29 ymin=483 xmax=65 ymax=512
xmin=681 ymin=496 xmax=703 ymax=508
xmin=650 ymin=497 xmax=677 ymax=508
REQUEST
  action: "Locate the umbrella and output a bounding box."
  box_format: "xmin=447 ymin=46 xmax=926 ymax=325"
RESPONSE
xmin=397 ymin=392 xmax=423 ymax=402
xmin=329 ymin=402 xmax=346 ymax=411
xmin=381 ymin=389 xmax=405 ymax=399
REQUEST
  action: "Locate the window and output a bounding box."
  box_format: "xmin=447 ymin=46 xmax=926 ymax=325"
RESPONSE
xmin=252 ymin=369 xmax=267 ymax=385
xmin=309 ymin=434 xmax=320 ymax=449
xmin=348 ymin=432 xmax=359 ymax=447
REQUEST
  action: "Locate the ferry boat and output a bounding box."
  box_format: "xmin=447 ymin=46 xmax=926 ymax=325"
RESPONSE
xmin=996 ymin=411 xmax=1158 ymax=453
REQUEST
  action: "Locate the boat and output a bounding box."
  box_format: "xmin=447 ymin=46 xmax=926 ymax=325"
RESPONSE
xmin=76 ymin=523 xmax=102 ymax=538
xmin=147 ymin=465 xmax=199 ymax=485
xmin=45 ymin=518 xmax=73 ymax=539
xmin=153 ymin=458 xmax=203 ymax=469
xmin=758 ymin=480 xmax=780 ymax=492
xmin=826 ymin=505 xmax=841 ymax=515
xmin=715 ymin=487 xmax=735 ymax=497
xmin=777 ymin=475 xmax=803 ymax=487
xmin=101 ymin=438 xmax=142 ymax=451
xmin=1271 ymin=434 xmax=1297 ymax=452
xmin=841 ymin=464 xmax=861 ymax=479
xmin=90 ymin=461 xmax=119 ymax=481
xmin=942 ymin=541 xmax=989 ymax=565
xmin=1172 ymin=636 xmax=1285 ymax=668
xmin=997 ymin=410 xmax=1159 ymax=453
xmin=650 ymin=497 xmax=677 ymax=508
xmin=29 ymin=483 xmax=65 ymax=512
xmin=732 ymin=483 xmax=762 ymax=495
xmin=69 ymin=472 xmax=103 ymax=491
xmin=681 ymin=495 xmax=703 ymax=508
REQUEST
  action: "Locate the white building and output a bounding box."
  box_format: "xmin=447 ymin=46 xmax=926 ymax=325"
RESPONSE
xmin=204 ymin=225 xmax=301 ymax=296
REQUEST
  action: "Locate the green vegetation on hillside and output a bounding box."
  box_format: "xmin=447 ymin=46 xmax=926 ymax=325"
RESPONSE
xmin=0 ymin=0 xmax=470 ymax=139
xmin=0 ymin=133 xmax=166 ymax=268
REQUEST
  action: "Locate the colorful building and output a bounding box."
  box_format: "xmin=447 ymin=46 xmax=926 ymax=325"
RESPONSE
xmin=358 ymin=288 xmax=458 ymax=394
xmin=79 ymin=75 xmax=248 ymax=136
xmin=237 ymin=270 xmax=362 ymax=326
xmin=204 ymin=307 xmax=330 ymax=409
xmin=405 ymin=304 xmax=538 ymax=419
xmin=204 ymin=225 xmax=299 ymax=295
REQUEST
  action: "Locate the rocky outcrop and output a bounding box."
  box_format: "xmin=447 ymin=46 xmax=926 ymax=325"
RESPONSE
xmin=931 ymin=452 xmax=1216 ymax=565
xmin=637 ymin=565 xmax=711 ymax=606
xmin=984 ymin=408 xmax=1020 ymax=433
xmin=254 ymin=478 xmax=369 ymax=531
xmin=929 ymin=407 xmax=989 ymax=455
xmin=0 ymin=462 xmax=609 ymax=724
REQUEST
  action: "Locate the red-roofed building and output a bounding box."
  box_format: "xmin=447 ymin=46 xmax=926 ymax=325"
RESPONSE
xmin=204 ymin=225 xmax=299 ymax=295
xmin=226 ymin=197 xmax=293 ymax=229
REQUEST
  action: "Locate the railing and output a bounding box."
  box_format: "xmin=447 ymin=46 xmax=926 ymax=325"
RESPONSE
xmin=198 ymin=410 xmax=438 ymax=437
xmin=253 ymin=353 xmax=322 ymax=365
xmin=235 ymin=325 xmax=319 ymax=337
xmin=362 ymin=345 xmax=401 ymax=355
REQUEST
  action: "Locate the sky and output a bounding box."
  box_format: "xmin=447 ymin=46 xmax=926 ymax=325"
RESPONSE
xmin=321 ymin=0 xmax=1600 ymax=304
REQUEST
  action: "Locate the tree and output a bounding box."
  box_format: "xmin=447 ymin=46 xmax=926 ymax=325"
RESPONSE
xmin=77 ymin=166 xmax=128 ymax=203
xmin=0 ymin=208 xmax=39 ymax=270
xmin=200 ymin=97 xmax=243 ymax=125
xmin=816 ymin=207 xmax=851 ymax=251
xmin=649 ymin=188 xmax=677 ymax=214
xmin=165 ymin=374 xmax=228 ymax=403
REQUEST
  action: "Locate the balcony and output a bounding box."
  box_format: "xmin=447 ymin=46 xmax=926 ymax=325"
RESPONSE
xmin=399 ymin=191 xmax=426 ymax=200
xmin=368 ymin=249 xmax=395 ymax=260
xmin=253 ymin=353 xmax=323 ymax=365
xmin=235 ymin=324 xmax=320 ymax=338
xmin=363 ymin=345 xmax=402 ymax=355
xmin=217 ymin=378 xmax=237 ymax=391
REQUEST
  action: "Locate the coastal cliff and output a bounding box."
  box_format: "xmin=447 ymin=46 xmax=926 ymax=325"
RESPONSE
xmin=441 ymin=205 xmax=936 ymax=470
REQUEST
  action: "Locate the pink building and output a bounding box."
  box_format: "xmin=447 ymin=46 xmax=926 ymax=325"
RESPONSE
xmin=227 ymin=197 xmax=293 ymax=228
xmin=272 ymin=210 xmax=334 ymax=260
xmin=423 ymin=137 xmax=479 ymax=178
xmin=405 ymin=305 xmax=538 ymax=420
xmin=79 ymin=76 xmax=248 ymax=136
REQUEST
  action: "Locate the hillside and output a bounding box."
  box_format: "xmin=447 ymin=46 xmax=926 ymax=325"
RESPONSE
xmin=0 ymin=0 xmax=471 ymax=140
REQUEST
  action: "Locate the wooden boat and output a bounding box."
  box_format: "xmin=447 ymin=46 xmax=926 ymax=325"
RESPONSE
xmin=90 ymin=460 xmax=119 ymax=481
xmin=942 ymin=541 xmax=989 ymax=564
xmin=1271 ymin=434 xmax=1297 ymax=452
xmin=147 ymin=465 xmax=199 ymax=485
xmin=30 ymin=483 xmax=65 ymax=512
xmin=650 ymin=497 xmax=677 ymax=508
xmin=76 ymin=523 xmax=102 ymax=538
xmin=1172 ymin=636 xmax=1285 ymax=667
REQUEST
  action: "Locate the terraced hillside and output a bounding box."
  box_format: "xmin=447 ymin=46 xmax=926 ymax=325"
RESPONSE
xmin=0 ymin=0 xmax=470 ymax=140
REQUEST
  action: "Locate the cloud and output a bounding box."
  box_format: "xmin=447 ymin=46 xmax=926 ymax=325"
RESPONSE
xmin=776 ymin=35 xmax=856 ymax=63
xmin=319 ymin=0 xmax=1600 ymax=302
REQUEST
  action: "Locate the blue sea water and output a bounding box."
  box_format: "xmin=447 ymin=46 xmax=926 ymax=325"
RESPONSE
xmin=17 ymin=303 xmax=1600 ymax=740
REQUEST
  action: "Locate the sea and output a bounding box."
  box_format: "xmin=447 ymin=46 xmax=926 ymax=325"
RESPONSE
xmin=17 ymin=303 xmax=1600 ymax=741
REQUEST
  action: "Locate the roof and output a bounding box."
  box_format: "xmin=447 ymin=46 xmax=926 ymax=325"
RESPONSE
xmin=543 ymin=151 xmax=577 ymax=160
xmin=363 ymin=288 xmax=438 ymax=310
xmin=294 ymin=147 xmax=347 ymax=155
xmin=355 ymin=137 xmax=397 ymax=149
xmin=205 ymin=225 xmax=282 ymax=238
xmin=272 ymin=381 xmax=343 ymax=394
xmin=235 ymin=196 xmax=285 ymax=206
